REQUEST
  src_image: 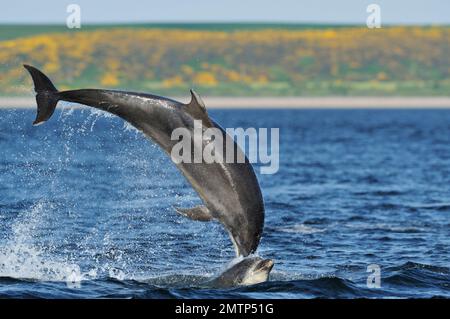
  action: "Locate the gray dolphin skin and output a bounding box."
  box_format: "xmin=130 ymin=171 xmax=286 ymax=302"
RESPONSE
xmin=207 ymin=257 xmax=274 ymax=288
xmin=23 ymin=64 xmax=266 ymax=259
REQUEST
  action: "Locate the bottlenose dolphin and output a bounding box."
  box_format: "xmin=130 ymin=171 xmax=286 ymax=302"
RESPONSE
xmin=23 ymin=64 xmax=266 ymax=259
xmin=207 ymin=257 xmax=274 ymax=288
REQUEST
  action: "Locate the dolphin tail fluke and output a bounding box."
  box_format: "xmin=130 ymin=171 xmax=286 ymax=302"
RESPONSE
xmin=23 ymin=64 xmax=59 ymax=126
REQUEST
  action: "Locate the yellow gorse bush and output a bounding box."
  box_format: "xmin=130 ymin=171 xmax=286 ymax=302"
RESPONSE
xmin=0 ymin=26 xmax=449 ymax=94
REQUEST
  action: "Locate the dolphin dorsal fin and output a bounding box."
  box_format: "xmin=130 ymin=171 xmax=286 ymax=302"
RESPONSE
xmin=185 ymin=90 xmax=213 ymax=127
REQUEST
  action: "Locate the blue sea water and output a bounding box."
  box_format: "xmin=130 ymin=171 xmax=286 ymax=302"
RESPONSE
xmin=0 ymin=107 xmax=449 ymax=299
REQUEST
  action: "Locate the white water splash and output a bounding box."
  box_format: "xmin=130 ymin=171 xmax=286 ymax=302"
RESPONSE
xmin=109 ymin=268 xmax=126 ymax=280
xmin=123 ymin=121 xmax=140 ymax=133
xmin=86 ymin=108 xmax=115 ymax=132
xmin=87 ymin=108 xmax=114 ymax=119
xmin=0 ymin=201 xmax=73 ymax=281
xmin=0 ymin=200 xmax=101 ymax=285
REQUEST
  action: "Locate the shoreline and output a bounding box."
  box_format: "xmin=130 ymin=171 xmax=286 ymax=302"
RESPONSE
xmin=2 ymin=96 xmax=450 ymax=109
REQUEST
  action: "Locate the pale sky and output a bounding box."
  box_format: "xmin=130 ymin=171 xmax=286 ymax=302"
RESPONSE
xmin=1 ymin=0 xmax=449 ymax=24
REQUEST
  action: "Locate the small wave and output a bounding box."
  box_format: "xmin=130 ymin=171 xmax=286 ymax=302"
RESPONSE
xmin=373 ymin=203 xmax=404 ymax=210
xmin=383 ymin=262 xmax=450 ymax=293
xmin=141 ymin=274 xmax=208 ymax=288
xmin=276 ymin=224 xmax=326 ymax=234
xmin=236 ymin=276 xmax=364 ymax=298
xmin=358 ymin=175 xmax=381 ymax=184
xmin=345 ymin=222 xmax=425 ymax=233
xmin=412 ymin=203 xmax=450 ymax=212
xmin=389 ymin=261 xmax=450 ymax=274
xmin=352 ymin=190 xmax=406 ymax=196
xmin=267 ymin=201 xmax=296 ymax=210
xmin=302 ymin=217 xmax=331 ymax=225
xmin=346 ymin=215 xmax=368 ymax=221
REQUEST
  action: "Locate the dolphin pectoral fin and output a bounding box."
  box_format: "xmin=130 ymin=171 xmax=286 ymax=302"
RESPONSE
xmin=184 ymin=90 xmax=213 ymax=127
xmin=174 ymin=205 xmax=214 ymax=222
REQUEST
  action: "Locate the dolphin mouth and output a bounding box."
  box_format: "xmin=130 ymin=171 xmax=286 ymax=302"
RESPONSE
xmin=257 ymin=259 xmax=274 ymax=272
xmin=32 ymin=119 xmax=46 ymax=126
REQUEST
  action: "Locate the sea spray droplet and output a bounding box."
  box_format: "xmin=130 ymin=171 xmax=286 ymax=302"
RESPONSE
xmin=66 ymin=264 xmax=82 ymax=288
xmin=109 ymin=267 xmax=125 ymax=280
xmin=123 ymin=121 xmax=140 ymax=133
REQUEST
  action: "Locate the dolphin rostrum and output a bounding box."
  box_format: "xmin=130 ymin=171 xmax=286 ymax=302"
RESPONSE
xmin=24 ymin=64 xmax=266 ymax=258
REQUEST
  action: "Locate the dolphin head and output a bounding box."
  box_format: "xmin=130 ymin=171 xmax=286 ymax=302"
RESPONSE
xmin=209 ymin=257 xmax=274 ymax=288
xmin=238 ymin=257 xmax=274 ymax=286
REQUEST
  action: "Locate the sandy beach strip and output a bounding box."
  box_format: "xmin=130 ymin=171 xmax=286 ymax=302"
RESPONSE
xmin=2 ymin=96 xmax=450 ymax=109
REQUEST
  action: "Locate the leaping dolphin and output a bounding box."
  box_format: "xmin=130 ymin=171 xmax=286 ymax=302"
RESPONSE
xmin=23 ymin=65 xmax=266 ymax=259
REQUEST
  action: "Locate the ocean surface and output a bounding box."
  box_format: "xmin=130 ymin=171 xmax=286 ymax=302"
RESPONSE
xmin=0 ymin=107 xmax=449 ymax=299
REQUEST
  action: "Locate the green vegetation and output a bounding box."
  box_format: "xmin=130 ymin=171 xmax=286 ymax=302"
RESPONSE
xmin=0 ymin=23 xmax=355 ymax=41
xmin=0 ymin=24 xmax=449 ymax=96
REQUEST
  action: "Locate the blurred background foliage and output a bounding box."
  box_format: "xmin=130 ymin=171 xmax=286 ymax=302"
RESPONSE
xmin=0 ymin=24 xmax=449 ymax=96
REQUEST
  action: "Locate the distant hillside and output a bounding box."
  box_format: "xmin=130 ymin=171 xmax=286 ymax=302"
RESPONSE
xmin=0 ymin=23 xmax=353 ymax=41
xmin=1 ymin=24 xmax=449 ymax=96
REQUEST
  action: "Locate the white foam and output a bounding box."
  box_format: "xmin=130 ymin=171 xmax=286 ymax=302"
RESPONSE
xmin=0 ymin=201 xmax=73 ymax=281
